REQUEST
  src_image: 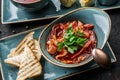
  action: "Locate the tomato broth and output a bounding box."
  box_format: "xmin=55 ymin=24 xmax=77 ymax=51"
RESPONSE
xmin=47 ymin=20 xmax=97 ymax=64
xmin=14 ymin=0 xmax=41 ymax=4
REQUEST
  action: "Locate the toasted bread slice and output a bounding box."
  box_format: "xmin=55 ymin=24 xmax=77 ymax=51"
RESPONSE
xmin=5 ymin=40 xmax=41 ymax=67
xmin=5 ymin=32 xmax=42 ymax=67
xmin=16 ymin=45 xmax=42 ymax=80
xmin=7 ymin=32 xmax=34 ymax=58
xmin=5 ymin=39 xmax=35 ymax=67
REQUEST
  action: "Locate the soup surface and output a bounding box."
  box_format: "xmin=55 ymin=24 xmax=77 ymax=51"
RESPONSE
xmin=13 ymin=0 xmax=41 ymax=3
xmin=47 ymin=20 xmax=97 ymax=64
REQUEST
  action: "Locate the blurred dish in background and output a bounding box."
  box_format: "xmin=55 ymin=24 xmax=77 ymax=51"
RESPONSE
xmin=79 ymin=0 xmax=95 ymax=7
xmin=2 ymin=0 xmax=120 ymax=24
xmin=11 ymin=0 xmax=49 ymax=12
xmin=60 ymin=0 xmax=77 ymax=7
xmin=98 ymin=0 xmax=118 ymax=6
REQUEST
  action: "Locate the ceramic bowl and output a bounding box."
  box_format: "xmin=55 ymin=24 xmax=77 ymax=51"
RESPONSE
xmin=39 ymin=7 xmax=111 ymax=68
xmin=98 ymin=0 xmax=118 ymax=6
xmin=11 ymin=0 xmax=49 ymax=12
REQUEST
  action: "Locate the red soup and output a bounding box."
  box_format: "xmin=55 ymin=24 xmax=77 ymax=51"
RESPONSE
xmin=47 ymin=20 xmax=97 ymax=64
xmin=13 ymin=0 xmax=41 ymax=4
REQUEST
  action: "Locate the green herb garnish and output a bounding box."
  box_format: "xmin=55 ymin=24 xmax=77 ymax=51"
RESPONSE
xmin=57 ymin=24 xmax=87 ymax=54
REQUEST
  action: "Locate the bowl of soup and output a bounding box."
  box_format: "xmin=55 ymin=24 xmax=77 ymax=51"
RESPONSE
xmin=11 ymin=0 xmax=49 ymax=12
xmin=39 ymin=7 xmax=111 ymax=68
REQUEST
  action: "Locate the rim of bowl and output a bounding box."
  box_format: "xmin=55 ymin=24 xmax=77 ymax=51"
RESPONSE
xmin=39 ymin=7 xmax=111 ymax=68
xmin=12 ymin=0 xmax=42 ymax=4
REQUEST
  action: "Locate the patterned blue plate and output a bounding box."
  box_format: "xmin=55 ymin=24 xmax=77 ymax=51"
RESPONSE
xmin=0 ymin=26 xmax=116 ymax=80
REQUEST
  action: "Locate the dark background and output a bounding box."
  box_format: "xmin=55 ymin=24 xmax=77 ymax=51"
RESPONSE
xmin=0 ymin=1 xmax=120 ymax=80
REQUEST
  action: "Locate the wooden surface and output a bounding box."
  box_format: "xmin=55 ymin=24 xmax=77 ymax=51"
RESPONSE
xmin=0 ymin=1 xmax=120 ymax=80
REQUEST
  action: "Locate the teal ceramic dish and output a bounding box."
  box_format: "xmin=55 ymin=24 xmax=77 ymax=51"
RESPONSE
xmin=11 ymin=0 xmax=49 ymax=12
xmin=39 ymin=7 xmax=111 ymax=68
xmin=0 ymin=26 xmax=116 ymax=80
xmin=2 ymin=0 xmax=120 ymax=24
xmin=98 ymin=0 xmax=118 ymax=6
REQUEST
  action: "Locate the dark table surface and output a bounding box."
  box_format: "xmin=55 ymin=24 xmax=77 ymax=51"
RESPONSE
xmin=0 ymin=1 xmax=120 ymax=80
